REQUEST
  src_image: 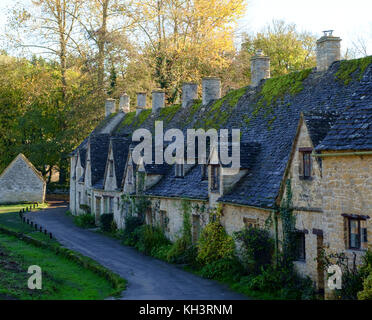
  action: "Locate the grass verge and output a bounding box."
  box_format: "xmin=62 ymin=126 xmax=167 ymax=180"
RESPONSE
xmin=0 ymin=210 xmax=127 ymax=300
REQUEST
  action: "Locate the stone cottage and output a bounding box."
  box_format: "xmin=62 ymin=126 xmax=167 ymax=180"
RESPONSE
xmin=0 ymin=154 xmax=46 ymax=204
xmin=69 ymin=31 xmax=372 ymax=291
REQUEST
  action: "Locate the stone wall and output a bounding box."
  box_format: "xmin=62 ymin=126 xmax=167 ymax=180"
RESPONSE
xmin=0 ymin=155 xmax=45 ymax=204
xmin=321 ymin=153 xmax=372 ymax=265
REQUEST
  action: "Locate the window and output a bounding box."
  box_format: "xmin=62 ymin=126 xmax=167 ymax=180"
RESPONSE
xmin=344 ymin=217 xmax=368 ymax=250
xmin=243 ymin=217 xmax=258 ymax=229
xmin=109 ymin=160 xmax=114 ymax=177
xmin=117 ymin=197 xmax=120 ymax=211
xmin=175 ymin=164 xmax=184 ymax=178
xmin=201 ymin=165 xmax=208 ymax=181
xmin=303 ymin=152 xmax=311 ymax=178
xmin=295 ymin=232 xmax=306 ymax=261
xmin=299 ymin=148 xmax=312 ymax=179
xmin=211 ymin=165 xmax=220 ymax=192
xmin=78 ymin=192 xmax=81 ymax=205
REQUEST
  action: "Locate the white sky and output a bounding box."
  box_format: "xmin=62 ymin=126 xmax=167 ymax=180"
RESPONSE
xmin=1 ymin=0 xmax=372 ymax=56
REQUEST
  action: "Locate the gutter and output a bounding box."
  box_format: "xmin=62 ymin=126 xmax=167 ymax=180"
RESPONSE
xmin=312 ymin=151 xmax=372 ymax=157
xmin=218 ymin=201 xmax=276 ymax=213
xmin=144 ymin=194 xmax=209 ymax=203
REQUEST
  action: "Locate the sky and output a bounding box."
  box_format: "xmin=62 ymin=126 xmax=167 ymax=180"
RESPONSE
xmin=0 ymin=0 xmax=371 ymax=56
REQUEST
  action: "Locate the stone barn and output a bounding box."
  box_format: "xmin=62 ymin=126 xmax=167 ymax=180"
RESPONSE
xmin=0 ymin=154 xmax=46 ymax=204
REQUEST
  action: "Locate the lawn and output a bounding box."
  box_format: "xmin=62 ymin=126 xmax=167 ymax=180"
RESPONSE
xmin=0 ymin=203 xmax=48 ymax=215
xmin=0 ymin=206 xmax=125 ymax=300
xmin=0 ymin=233 xmax=115 ymax=300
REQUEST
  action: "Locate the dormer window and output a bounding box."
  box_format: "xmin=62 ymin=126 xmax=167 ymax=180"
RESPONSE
xmin=175 ymin=164 xmax=184 ymax=178
xmin=299 ymin=148 xmax=312 ymax=179
xmin=201 ymin=165 xmax=208 ymax=181
xmin=109 ymin=160 xmax=114 ymax=177
xmin=211 ymin=165 xmax=220 ymax=192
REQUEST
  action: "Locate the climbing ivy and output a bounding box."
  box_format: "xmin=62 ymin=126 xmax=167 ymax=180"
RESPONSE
xmin=279 ymin=179 xmax=296 ymax=268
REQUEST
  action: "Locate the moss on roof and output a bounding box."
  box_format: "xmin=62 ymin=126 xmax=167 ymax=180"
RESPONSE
xmin=195 ymin=87 xmax=248 ymax=130
xmin=336 ymin=56 xmax=372 ymax=85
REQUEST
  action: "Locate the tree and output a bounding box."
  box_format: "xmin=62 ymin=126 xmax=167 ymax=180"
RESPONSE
xmin=242 ymin=20 xmax=317 ymax=78
xmin=7 ymin=0 xmax=83 ymax=99
xmin=132 ymin=0 xmax=247 ymax=103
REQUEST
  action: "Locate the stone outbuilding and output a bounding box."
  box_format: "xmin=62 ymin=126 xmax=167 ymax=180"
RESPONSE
xmin=0 ymin=154 xmax=46 ymax=204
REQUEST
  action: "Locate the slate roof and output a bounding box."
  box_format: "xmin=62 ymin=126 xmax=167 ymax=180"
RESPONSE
xmin=111 ymin=138 xmax=131 ymax=189
xmin=72 ymin=57 xmax=372 ymax=209
xmin=316 ymin=104 xmax=372 ymax=151
xmin=303 ymin=111 xmax=340 ymax=147
xmin=145 ymin=164 xmax=209 ymax=200
xmin=90 ymin=134 xmax=111 ymax=186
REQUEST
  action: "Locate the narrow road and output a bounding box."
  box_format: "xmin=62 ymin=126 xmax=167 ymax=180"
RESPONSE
xmin=29 ymin=202 xmax=248 ymax=300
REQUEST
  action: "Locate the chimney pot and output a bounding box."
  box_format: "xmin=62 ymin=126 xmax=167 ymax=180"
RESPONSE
xmin=316 ymin=31 xmax=341 ymax=71
xmin=119 ymin=93 xmax=130 ymax=113
xmin=250 ymin=50 xmax=270 ymax=87
xmin=182 ymin=82 xmax=198 ymax=108
xmin=105 ymin=98 xmax=116 ymax=117
xmin=202 ymin=77 xmax=221 ymax=106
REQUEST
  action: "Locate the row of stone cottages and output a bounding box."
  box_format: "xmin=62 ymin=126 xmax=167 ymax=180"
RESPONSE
xmin=70 ymin=31 xmax=372 ymax=291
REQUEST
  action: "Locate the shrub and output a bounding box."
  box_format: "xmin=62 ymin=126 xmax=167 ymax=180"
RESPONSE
xmin=200 ymin=257 xmax=245 ymax=282
xmin=134 ymin=225 xmax=170 ymax=255
xmin=166 ymin=207 xmax=197 ymax=265
xmin=100 ymin=214 xmax=114 ymax=232
xmin=122 ymin=215 xmax=143 ymax=246
xmin=319 ymin=250 xmax=370 ymax=300
xmin=167 ymin=238 xmax=198 ymax=265
xmin=151 ymin=244 xmax=173 ymax=261
xmin=74 ymin=213 xmax=96 ymax=228
xmin=240 ymin=265 xmax=314 ymax=300
xmin=197 ymin=220 xmax=235 ymax=266
xmin=234 ymin=227 xmax=274 ymax=274
xmin=358 ymin=274 xmax=372 ymax=300
xmin=79 ymin=204 xmax=91 ymax=214
xmin=358 ymin=250 xmax=372 ymax=300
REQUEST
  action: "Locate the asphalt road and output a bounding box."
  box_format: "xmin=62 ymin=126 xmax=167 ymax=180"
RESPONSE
xmin=29 ymin=201 xmax=248 ymax=300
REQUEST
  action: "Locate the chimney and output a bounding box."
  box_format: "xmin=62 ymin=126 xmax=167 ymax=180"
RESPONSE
xmin=136 ymin=92 xmax=146 ymax=116
xmin=250 ymin=50 xmax=270 ymax=87
xmin=152 ymin=90 xmax=165 ymax=113
xmin=119 ymin=93 xmax=130 ymax=113
xmin=182 ymin=82 xmax=198 ymax=108
xmin=316 ymin=30 xmax=341 ymax=72
xmin=105 ymin=98 xmax=116 ymax=117
xmin=202 ymin=77 xmax=221 ymax=106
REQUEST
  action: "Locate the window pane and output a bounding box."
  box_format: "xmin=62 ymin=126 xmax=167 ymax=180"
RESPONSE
xmin=349 ymin=219 xmax=360 ymax=249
